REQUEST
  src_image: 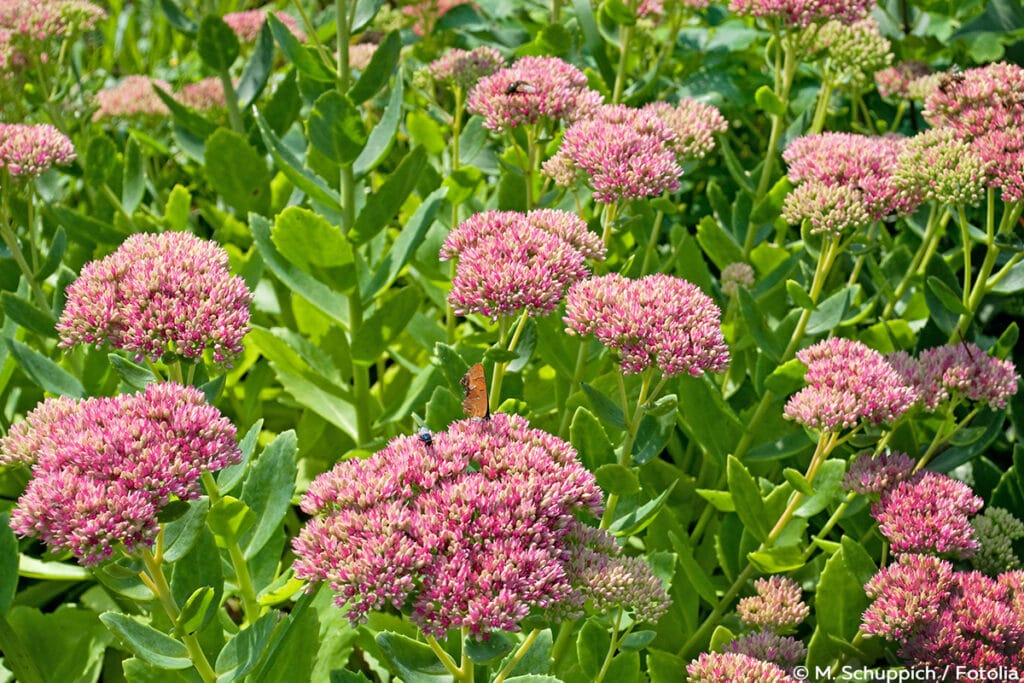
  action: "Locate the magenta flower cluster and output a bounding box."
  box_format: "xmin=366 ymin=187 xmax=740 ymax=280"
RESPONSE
xmin=440 ymin=209 xmax=603 ymax=319
xmin=57 ymin=231 xmax=253 ymax=365
xmin=543 ymin=104 xmax=683 ymax=203
xmin=467 ymin=56 xmax=602 ymax=132
xmin=1 ymin=383 xmax=240 ymax=565
xmin=564 ymin=273 xmax=729 ymax=377
xmin=843 ymin=450 xmax=916 ymax=496
xmin=428 ymin=46 xmax=504 ymax=91
xmin=687 ymin=651 xmax=799 ymax=683
xmin=222 ymin=10 xmax=305 ymax=43
xmin=783 ymin=133 xmax=920 ymax=221
xmin=783 ymin=338 xmax=917 ymax=432
xmin=0 ymin=122 xmax=75 ymax=177
xmin=293 ymin=413 xmax=610 ymax=637
xmin=728 ymin=0 xmax=873 ymax=29
xmin=886 ymin=343 xmax=1019 ymax=412
xmin=92 ymin=75 xmax=172 ymax=120
xmin=923 ymin=62 xmax=1024 ymax=202
xmin=872 ymin=471 xmax=983 ymax=557
xmin=863 ymin=555 xmax=1024 ymax=670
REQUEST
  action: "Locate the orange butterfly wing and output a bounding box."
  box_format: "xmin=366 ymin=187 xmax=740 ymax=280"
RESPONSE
xmin=460 ymin=362 xmax=490 ymax=419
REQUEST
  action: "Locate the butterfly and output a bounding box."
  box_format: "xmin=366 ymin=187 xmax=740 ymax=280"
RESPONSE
xmin=460 ymin=362 xmax=490 ymax=420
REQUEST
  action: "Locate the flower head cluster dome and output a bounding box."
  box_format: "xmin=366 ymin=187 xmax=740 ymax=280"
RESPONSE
xmin=886 ymin=343 xmax=1019 ymax=412
xmin=783 ymin=132 xmax=919 ymax=220
xmin=687 ymin=651 xmax=800 ymax=683
xmin=93 ymin=75 xmax=172 ymax=121
xmin=176 ymin=77 xmax=227 ymax=111
xmin=783 ymin=338 xmax=917 ymax=432
xmin=428 ymin=46 xmax=504 ymax=91
xmin=723 ymin=631 xmax=806 ymax=672
xmin=0 ymin=0 xmax=104 ymax=43
xmin=643 ymin=99 xmax=729 ymax=160
xmin=893 ymin=128 xmax=990 ymax=206
xmin=972 ymin=507 xmax=1024 ymax=575
xmin=222 ymin=10 xmax=305 ymax=42
xmin=812 ymin=17 xmax=892 ymax=87
xmin=467 ymin=56 xmax=602 ymax=132
xmin=737 ymin=576 xmax=810 ymax=632
xmin=872 ymin=472 xmax=983 ymax=557
xmin=543 ymin=104 xmax=682 ymax=203
xmin=875 ymin=61 xmax=932 ymax=100
xmin=843 ymin=450 xmax=916 ymax=496
xmin=440 ymin=209 xmax=602 ymax=319
xmin=728 ymin=0 xmax=873 ymax=29
xmin=57 ymin=231 xmax=253 ymax=365
xmin=2 ymin=384 xmax=240 ymax=565
xmin=293 ymin=413 xmax=610 ymax=637
xmin=781 ymin=181 xmax=872 ymax=237
xmin=0 ymin=122 xmax=75 ymax=177
xmin=564 ymin=273 xmax=729 ymax=377
xmin=863 ymin=555 xmax=1024 ymax=670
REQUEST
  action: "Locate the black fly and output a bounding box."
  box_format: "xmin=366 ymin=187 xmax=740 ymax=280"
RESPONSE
xmin=504 ymin=80 xmax=537 ymax=95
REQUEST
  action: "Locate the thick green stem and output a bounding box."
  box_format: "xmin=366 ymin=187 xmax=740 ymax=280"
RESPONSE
xmin=809 ymin=78 xmax=834 ymax=134
xmin=640 ymin=208 xmax=667 ymax=275
xmin=594 ymin=610 xmax=626 ymax=683
xmin=601 ymin=368 xmax=655 ymax=528
xmin=957 ymin=204 xmax=973 ymax=308
xmin=139 ymin=547 xmax=217 ymax=683
xmin=0 ymin=216 xmax=47 ymax=309
xmin=612 ymin=24 xmax=634 ymax=104
xmin=348 ymin=293 xmax=372 ymax=444
xmin=550 ymin=620 xmax=577 ymax=670
xmin=335 ymin=0 xmax=352 ymax=91
xmin=882 ymin=204 xmax=947 ymax=319
xmin=494 ymin=628 xmax=542 ymax=683
xmin=601 ymin=203 xmax=620 ymax=246
xmin=426 ymin=636 xmax=464 ymax=681
xmin=445 ymin=89 xmax=465 ymax=345
xmin=557 ymin=341 xmax=589 ymax=438
xmin=218 ymin=69 xmax=245 ymax=134
xmin=525 ymin=126 xmax=539 ymax=209
xmin=201 ymin=472 xmax=261 ymax=624
xmin=489 ymin=310 xmax=530 ymax=413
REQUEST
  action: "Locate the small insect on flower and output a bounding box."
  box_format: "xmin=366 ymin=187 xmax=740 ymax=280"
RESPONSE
xmin=417 ymin=426 xmax=433 ymax=447
xmin=461 ymin=362 xmax=490 ymax=419
xmin=937 ymin=65 xmax=965 ymax=94
xmin=504 ymin=80 xmax=537 ymax=95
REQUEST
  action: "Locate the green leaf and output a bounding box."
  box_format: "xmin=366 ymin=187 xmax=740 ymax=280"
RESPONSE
xmin=696 ymin=216 xmax=744 ymax=270
xmin=205 ymin=128 xmax=272 ymax=215
xmin=237 ymin=20 xmax=275 ymax=108
xmin=268 ymin=13 xmax=333 ymax=82
xmin=577 ymin=618 xmax=609 ymax=679
xmin=794 ymin=459 xmax=845 ymax=518
xmin=216 ymin=612 xmax=278 ymax=681
xmin=159 ymin=0 xmax=196 ymax=35
xmin=207 ymin=496 xmax=257 ymax=546
xmin=122 ymin=135 xmax=145 ymax=214
xmin=727 ymin=455 xmax=768 ymax=541
xmin=271 ymin=206 xmax=356 ymax=290
xmin=100 ymin=612 xmax=191 ymax=670
xmin=406 ymin=110 xmax=446 ymax=155
xmin=162 ymin=499 xmax=209 ymax=563
xmin=251 ymin=214 xmax=350 ymax=328
xmin=696 ymin=488 xmax=734 ymax=511
xmin=748 ymin=544 xmax=805 ymax=573
xmin=353 ymin=77 xmax=404 ymax=178
xmin=152 ymin=85 xmax=219 ymax=142
xmin=602 ymin=0 xmax=637 ymax=25
xmin=175 ymin=587 xmax=215 ymax=636
xmin=571 ymin=407 xmax=617 ymax=471
xmin=241 ymin=430 xmax=298 ymax=558
xmin=108 ymin=354 xmax=157 ymax=390
xmin=217 ymin=419 xmax=262 ymax=494
xmin=747 ymin=430 xmax=814 ymax=462
xmin=763 ymin=358 xmax=807 ymax=396
xmin=632 ymin=411 xmax=673 ymax=465
xmin=361 ymin=187 xmax=447 ymax=300
xmin=573 ymin=0 xmax=615 ymax=87
xmin=0 ymin=514 xmax=17 ymax=613
xmin=668 ymin=531 xmax=718 ymax=606
xmin=926 ymin=275 xmax=970 ymax=315
xmin=805 ymin=286 xmax=853 ymax=335
xmin=255 ymin=110 xmax=342 ymax=212
xmin=604 ymin=651 xmax=640 ymax=683
xmin=375 ymin=631 xmax=451 ymax=682
xmin=953 ymin=0 xmax=1024 ymax=36
xmin=163 ymin=185 xmax=191 ymax=231
xmin=594 ymin=463 xmax=641 ymax=496
xmin=351 ymin=146 xmax=427 ymax=245
xmin=755 ymin=85 xmax=786 ymax=116
xmin=785 ymin=279 xmax=815 ymax=309
xmin=608 ymin=483 xmax=676 ymax=537
xmin=581 ymin=382 xmax=626 ymax=430
xmin=308 ymin=91 xmax=367 ymax=166
xmin=783 ymin=468 xmax=815 ymax=496
xmin=6 ymin=606 xmax=111 ymax=683
xmin=6 ymin=339 xmax=84 ymax=397
xmin=353 ymin=0 xmax=384 ymax=32
xmin=750 ymin=177 xmax=793 ymax=224
xmin=737 ymin=287 xmax=784 ymax=362
xmin=45 ymin=205 xmax=124 ymax=246
xmin=349 ymin=30 xmax=400 ymax=102
xmin=995 ymin=322 xmax=1019 ymax=359
xmin=840 ymin=535 xmax=877 ymax=588
xmin=84 ymin=135 xmax=117 ymax=185
xmin=708 ymin=625 xmax=737 ymax=652
xmin=17 ymin=555 xmax=90 ymax=581
xmin=197 ymin=15 xmax=240 ymax=70
xmin=249 ymin=590 xmax=318 ymax=683
xmin=351 ymin=287 xmax=420 ymax=365
xmin=646 ymin=649 xmax=687 ymax=683
xmin=676 ymin=374 xmax=743 ymax=463
xmin=464 ymin=632 xmax=514 ymax=664
xmin=806 ymin=545 xmax=871 ymax=668
xmin=1 ymin=292 xmax=56 ymax=338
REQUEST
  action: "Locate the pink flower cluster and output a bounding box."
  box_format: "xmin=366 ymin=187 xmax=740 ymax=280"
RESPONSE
xmin=644 ymin=99 xmax=729 ymax=160
xmin=564 ymin=273 xmax=729 ymax=377
xmin=923 ymin=62 xmax=1024 ymax=202
xmin=176 ymin=77 xmax=227 ymax=111
xmin=783 ymin=133 xmax=920 ymax=221
xmin=723 ymin=631 xmax=806 ymax=672
xmin=687 ymin=651 xmax=799 ymax=682
xmin=92 ymin=75 xmax=171 ymax=120
xmin=0 ymin=0 xmax=104 ymax=43
xmin=886 ymin=343 xmax=1019 ymax=411
xmin=57 ymin=231 xmax=252 ymax=365
xmin=721 ymin=262 xmax=755 ymax=297
xmin=0 ymin=122 xmax=74 ymax=177
xmin=292 ymin=413 xmax=607 ymax=637
xmin=863 ymin=555 xmax=1024 ymax=670
xmin=428 ymin=46 xmax=504 ymax=91
xmin=873 ymin=472 xmax=983 ymax=557
xmin=440 ymin=209 xmax=602 ymax=319
xmin=401 ymin=0 xmax=471 ymax=36
xmin=812 ymin=18 xmax=892 ymax=87
xmin=783 ymin=338 xmax=917 ymax=432
xmin=781 ymin=181 xmax=871 ymax=237
xmin=737 ymin=576 xmax=810 ymax=632
xmin=893 ymin=128 xmax=990 ymax=207
xmin=467 ymin=56 xmax=603 ymax=132
xmin=875 ymin=61 xmax=931 ymax=100
xmin=728 ymin=0 xmax=873 ymax=28
xmin=544 ymin=104 xmax=682 ymax=203
xmin=2 ymin=383 xmax=239 ymax=565
xmin=843 ymin=450 xmax=916 ymax=495
xmin=222 ymin=9 xmax=305 ymax=43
